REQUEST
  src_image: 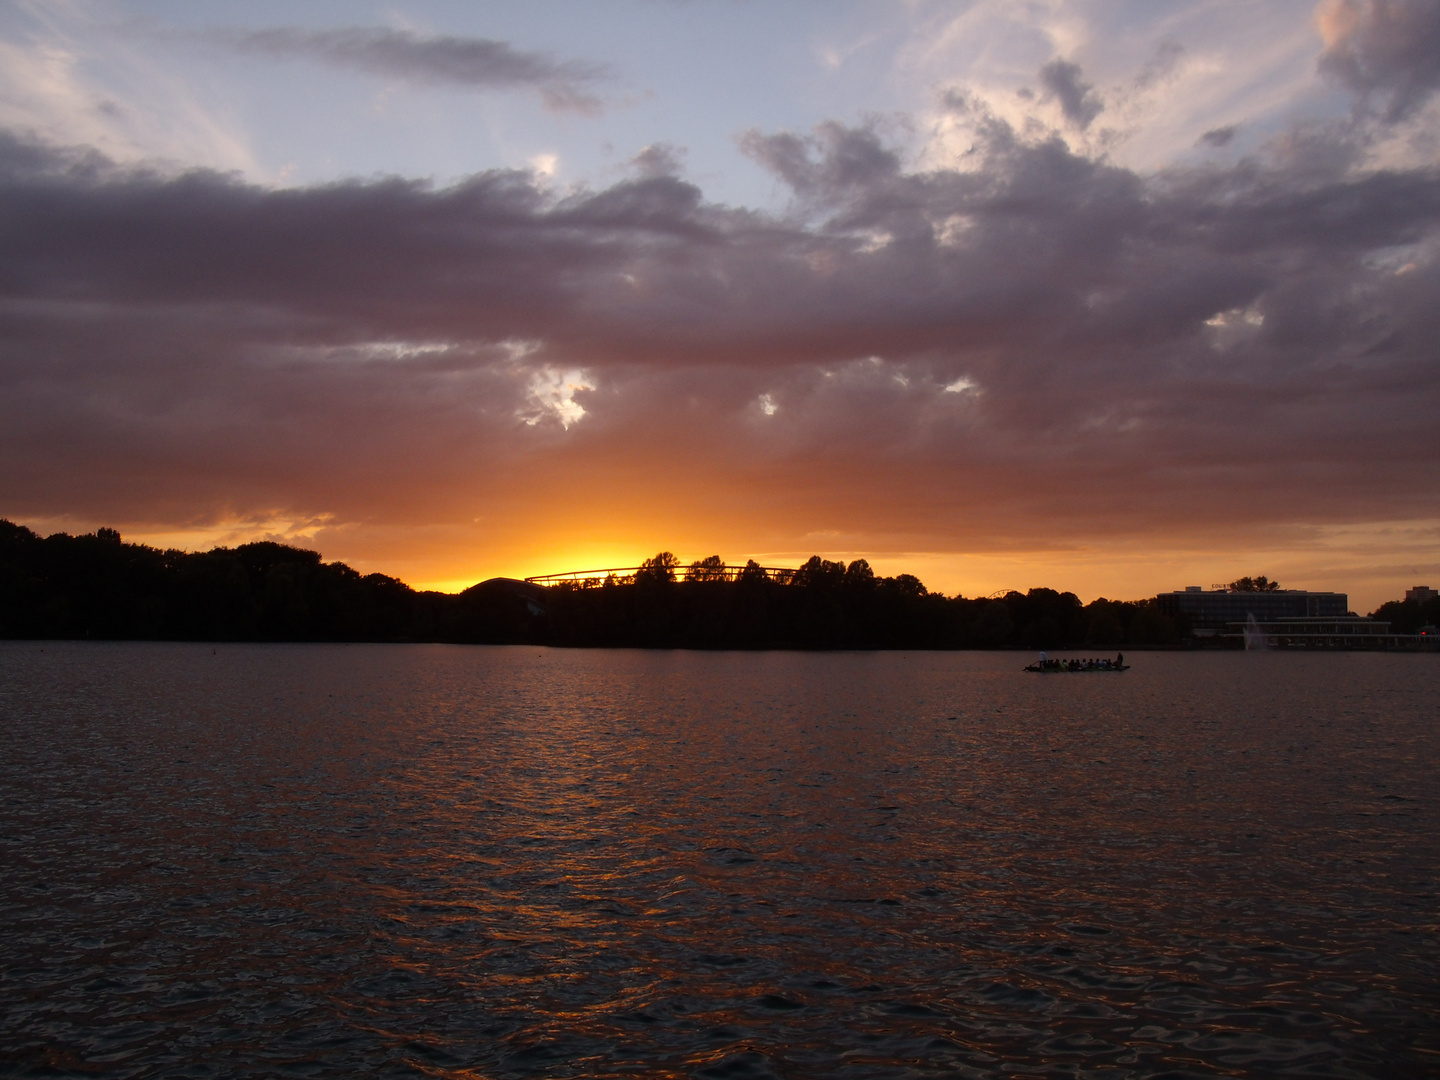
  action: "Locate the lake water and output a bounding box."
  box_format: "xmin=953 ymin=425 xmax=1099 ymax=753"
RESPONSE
xmin=1 ymin=643 xmax=1437 ymax=1078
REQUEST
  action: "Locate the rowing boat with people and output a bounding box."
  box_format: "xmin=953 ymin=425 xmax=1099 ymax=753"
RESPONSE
xmin=1024 ymin=653 xmax=1128 ymax=672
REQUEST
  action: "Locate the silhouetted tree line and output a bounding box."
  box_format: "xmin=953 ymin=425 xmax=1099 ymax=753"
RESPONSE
xmin=0 ymin=524 xmax=1202 ymax=648
xmin=0 ymin=520 xmax=540 ymax=644
xmin=544 ymin=552 xmax=1191 ymax=649
xmin=1370 ymin=596 xmax=1440 ymax=635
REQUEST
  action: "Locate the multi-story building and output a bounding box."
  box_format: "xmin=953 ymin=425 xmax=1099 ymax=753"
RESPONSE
xmin=1155 ymin=587 xmax=1349 ymax=632
xmin=1405 ymin=585 xmax=1437 ymax=604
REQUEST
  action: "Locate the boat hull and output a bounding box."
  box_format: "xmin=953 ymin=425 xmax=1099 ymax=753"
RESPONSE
xmin=1023 ymin=664 xmax=1129 ymax=672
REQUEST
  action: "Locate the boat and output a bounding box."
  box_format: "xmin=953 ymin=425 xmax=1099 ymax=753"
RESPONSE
xmin=1024 ymin=653 xmax=1128 ymax=672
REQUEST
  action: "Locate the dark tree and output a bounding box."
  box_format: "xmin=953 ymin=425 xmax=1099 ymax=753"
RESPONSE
xmin=737 ymin=559 xmax=768 ymax=584
xmin=1228 ymin=575 xmax=1281 ymax=592
xmin=845 ymin=559 xmax=875 ymax=586
xmin=637 ymin=551 xmax=679 ymax=584
xmin=685 ymin=555 xmax=727 ymax=582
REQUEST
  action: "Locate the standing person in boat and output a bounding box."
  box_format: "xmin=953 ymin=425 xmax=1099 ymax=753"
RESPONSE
xmin=1115 ymin=652 xmax=1124 ymax=668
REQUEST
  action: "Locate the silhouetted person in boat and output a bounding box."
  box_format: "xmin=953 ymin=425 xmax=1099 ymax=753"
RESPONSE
xmin=1115 ymin=652 xmax=1124 ymax=667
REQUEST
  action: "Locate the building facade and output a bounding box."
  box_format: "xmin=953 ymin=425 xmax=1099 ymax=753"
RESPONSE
xmin=1155 ymin=587 xmax=1349 ymax=632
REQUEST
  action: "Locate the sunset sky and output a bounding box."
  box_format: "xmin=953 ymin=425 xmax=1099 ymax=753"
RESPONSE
xmin=1 ymin=0 xmax=1437 ymax=610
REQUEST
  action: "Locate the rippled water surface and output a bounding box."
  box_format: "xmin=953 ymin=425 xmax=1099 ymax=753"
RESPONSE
xmin=2 ymin=644 xmax=1437 ymax=1078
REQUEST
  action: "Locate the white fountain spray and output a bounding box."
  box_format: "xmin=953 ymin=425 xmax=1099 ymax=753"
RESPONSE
xmin=1243 ymin=612 xmax=1267 ymax=650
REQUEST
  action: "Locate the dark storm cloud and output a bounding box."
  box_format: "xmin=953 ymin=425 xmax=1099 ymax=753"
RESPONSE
xmin=1038 ymin=58 xmax=1104 ymax=129
xmin=216 ymin=26 xmax=608 ymax=113
xmin=1318 ymin=0 xmax=1440 ymax=120
xmin=1 ymin=86 xmax=1437 ymax=547
xmin=1199 ymin=124 xmax=1238 ymax=147
xmin=629 ymin=143 xmax=686 ymax=180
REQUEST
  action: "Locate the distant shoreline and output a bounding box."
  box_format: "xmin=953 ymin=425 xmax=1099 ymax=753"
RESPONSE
xmin=3 ymin=522 xmax=1434 ymax=651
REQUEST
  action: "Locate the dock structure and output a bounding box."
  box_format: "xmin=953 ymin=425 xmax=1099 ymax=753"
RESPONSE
xmin=1220 ymin=616 xmax=1437 ymax=650
xmin=525 ymin=563 xmax=800 ymax=588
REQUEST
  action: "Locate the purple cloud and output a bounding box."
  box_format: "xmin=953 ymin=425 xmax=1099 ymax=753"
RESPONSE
xmin=0 ymin=92 xmax=1436 ymax=563
xmin=215 ymin=26 xmax=609 ymax=113
xmin=1318 ymin=0 xmax=1440 ymax=121
xmin=1038 ymin=58 xmax=1105 ymax=130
